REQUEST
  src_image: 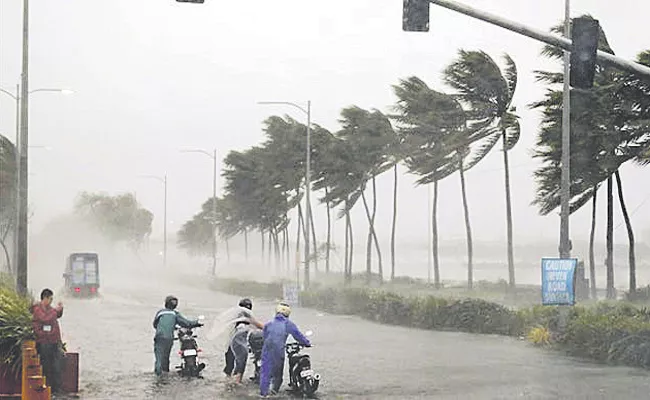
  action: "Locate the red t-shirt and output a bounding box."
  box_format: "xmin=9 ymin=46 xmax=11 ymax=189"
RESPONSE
xmin=30 ymin=303 xmax=63 ymax=344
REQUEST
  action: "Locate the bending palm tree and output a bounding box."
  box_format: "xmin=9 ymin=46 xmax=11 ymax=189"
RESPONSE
xmin=443 ymin=50 xmax=521 ymax=289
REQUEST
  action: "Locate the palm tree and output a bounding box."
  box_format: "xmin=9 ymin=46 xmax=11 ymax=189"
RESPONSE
xmin=443 ymin=50 xmax=521 ymax=289
xmin=531 ymin=17 xmax=650 ymax=297
xmin=338 ymin=106 xmax=394 ymax=284
xmin=391 ymin=77 xmax=465 ymax=288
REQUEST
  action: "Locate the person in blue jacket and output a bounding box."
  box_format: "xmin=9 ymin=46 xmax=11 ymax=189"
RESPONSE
xmin=152 ymin=295 xmax=202 ymax=376
xmin=259 ymin=301 xmax=311 ymax=397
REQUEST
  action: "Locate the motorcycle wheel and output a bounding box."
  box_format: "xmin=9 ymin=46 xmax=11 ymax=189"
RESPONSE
xmin=302 ymin=378 xmax=319 ymax=396
xmin=183 ymin=355 xmax=197 ymax=377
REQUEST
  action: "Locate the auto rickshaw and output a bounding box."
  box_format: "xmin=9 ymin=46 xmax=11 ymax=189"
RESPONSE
xmin=63 ymin=253 xmax=100 ymax=297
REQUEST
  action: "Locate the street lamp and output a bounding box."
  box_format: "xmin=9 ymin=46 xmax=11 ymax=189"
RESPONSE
xmin=138 ymin=174 xmax=168 ymax=268
xmin=257 ymin=100 xmax=312 ymax=289
xmin=1 ymin=85 xmax=72 ymax=291
xmin=181 ymin=148 xmax=217 ymax=275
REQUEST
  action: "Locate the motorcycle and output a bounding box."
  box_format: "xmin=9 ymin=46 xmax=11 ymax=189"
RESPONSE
xmin=247 ymin=329 xmax=264 ymax=383
xmin=175 ymin=315 xmax=206 ymax=378
xmin=286 ymin=330 xmax=320 ymax=397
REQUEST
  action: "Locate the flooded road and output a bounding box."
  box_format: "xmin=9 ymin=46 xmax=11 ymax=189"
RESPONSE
xmin=39 ymin=263 xmax=650 ymax=399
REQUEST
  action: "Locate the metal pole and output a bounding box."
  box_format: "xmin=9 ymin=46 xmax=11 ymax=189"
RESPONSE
xmin=427 ymin=184 xmax=432 ymax=284
xmin=13 ymin=84 xmax=20 ymax=275
xmin=427 ymin=0 xmax=650 ymax=78
xmin=212 ymin=149 xmax=217 ymax=275
xmin=559 ymin=0 xmax=571 ymax=259
xmin=304 ymin=101 xmax=311 ymax=289
xmin=16 ymin=0 xmax=29 ymax=294
xmin=163 ymin=174 xmax=168 ymax=268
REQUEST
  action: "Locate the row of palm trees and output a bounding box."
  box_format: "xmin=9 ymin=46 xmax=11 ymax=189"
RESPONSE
xmin=178 ymin=48 xmax=522 ymax=289
xmin=177 ymin=16 xmax=650 ymax=295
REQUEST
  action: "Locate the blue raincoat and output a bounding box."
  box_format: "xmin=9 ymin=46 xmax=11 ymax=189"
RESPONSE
xmin=259 ymin=314 xmax=311 ymax=396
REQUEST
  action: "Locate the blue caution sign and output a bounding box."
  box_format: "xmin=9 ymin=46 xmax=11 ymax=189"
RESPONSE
xmin=541 ymin=258 xmax=578 ymax=306
xmin=282 ymin=283 xmax=300 ymax=307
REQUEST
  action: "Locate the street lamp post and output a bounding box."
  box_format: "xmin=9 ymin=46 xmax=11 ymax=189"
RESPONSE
xmin=1 ymin=82 xmax=72 ymax=290
xmin=138 ymin=174 xmax=168 ymax=268
xmin=257 ymin=100 xmax=312 ymax=289
xmin=181 ymin=149 xmax=217 ymax=275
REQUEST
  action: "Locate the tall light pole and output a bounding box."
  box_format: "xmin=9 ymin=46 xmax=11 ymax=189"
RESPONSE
xmin=181 ymin=149 xmax=217 ymax=275
xmin=257 ymin=100 xmax=312 ymax=288
xmin=138 ymin=174 xmax=168 ymax=268
xmin=1 ymin=86 xmax=72 ymax=287
xmin=559 ymin=0 xmax=572 ymax=259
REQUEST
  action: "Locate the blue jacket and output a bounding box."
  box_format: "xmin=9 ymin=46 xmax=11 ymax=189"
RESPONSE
xmin=262 ymin=314 xmax=311 ymax=358
xmin=153 ymin=308 xmax=198 ymax=340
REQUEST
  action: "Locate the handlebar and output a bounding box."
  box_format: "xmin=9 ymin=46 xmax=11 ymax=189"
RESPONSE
xmin=286 ymin=342 xmax=312 ymax=349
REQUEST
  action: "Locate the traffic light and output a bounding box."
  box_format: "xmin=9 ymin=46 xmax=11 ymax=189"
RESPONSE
xmin=403 ymin=0 xmax=430 ymax=32
xmin=570 ymin=17 xmax=600 ymax=89
xmin=176 ymin=0 xmax=205 ymax=3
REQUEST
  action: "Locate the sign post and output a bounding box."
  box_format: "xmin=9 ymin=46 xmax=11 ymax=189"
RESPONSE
xmin=541 ymin=258 xmax=578 ymax=306
xmin=283 ymin=283 xmax=300 ymax=307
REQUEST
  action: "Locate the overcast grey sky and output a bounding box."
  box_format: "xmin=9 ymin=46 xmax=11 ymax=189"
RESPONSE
xmin=1 ymin=0 xmax=649 ymax=248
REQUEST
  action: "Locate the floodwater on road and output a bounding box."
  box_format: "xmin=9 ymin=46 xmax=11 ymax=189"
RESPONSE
xmin=35 ymin=263 xmax=650 ymax=399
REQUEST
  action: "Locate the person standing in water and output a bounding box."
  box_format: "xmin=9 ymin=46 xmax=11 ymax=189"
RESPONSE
xmin=259 ymin=301 xmax=311 ymax=398
xmin=223 ymin=298 xmax=264 ymax=384
xmin=30 ymin=289 xmax=64 ymax=394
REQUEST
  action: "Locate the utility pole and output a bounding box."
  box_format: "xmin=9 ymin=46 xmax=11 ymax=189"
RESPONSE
xmin=304 ymin=101 xmax=312 ymax=289
xmin=257 ymin=100 xmax=313 ymax=288
xmin=212 ymin=149 xmax=217 ymax=276
xmin=559 ymin=0 xmax=572 ymax=259
xmin=16 ymin=0 xmax=30 ymax=294
xmin=163 ymin=174 xmax=168 ymax=268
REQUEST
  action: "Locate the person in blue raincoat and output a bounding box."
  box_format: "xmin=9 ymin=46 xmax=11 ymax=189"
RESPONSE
xmin=259 ymin=301 xmax=311 ymax=398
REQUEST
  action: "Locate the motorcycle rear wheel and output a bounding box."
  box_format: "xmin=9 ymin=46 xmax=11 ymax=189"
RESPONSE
xmin=183 ymin=355 xmax=198 ymax=377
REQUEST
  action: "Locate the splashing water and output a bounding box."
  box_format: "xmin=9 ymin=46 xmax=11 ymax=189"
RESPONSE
xmin=205 ymin=306 xmax=254 ymax=342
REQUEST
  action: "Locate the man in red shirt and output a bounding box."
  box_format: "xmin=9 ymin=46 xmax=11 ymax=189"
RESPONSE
xmin=30 ymin=288 xmax=64 ymax=394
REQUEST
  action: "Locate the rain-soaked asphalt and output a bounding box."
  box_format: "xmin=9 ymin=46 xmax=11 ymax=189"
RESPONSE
xmin=37 ymin=262 xmax=650 ymax=400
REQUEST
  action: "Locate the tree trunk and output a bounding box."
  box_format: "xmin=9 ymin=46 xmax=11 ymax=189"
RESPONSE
xmin=615 ymin=170 xmax=636 ymax=294
xmin=589 ymin=187 xmax=597 ymax=300
xmin=459 ymin=158 xmax=474 ymax=290
xmin=344 ymin=202 xmax=350 ymax=284
xmin=361 ymin=190 xmax=383 ymax=285
xmin=325 ymin=189 xmax=331 ymax=274
xmin=244 ymin=228 xmax=249 ymax=263
xmin=391 ymin=165 xmax=398 ymax=281
xmin=347 ymin=202 xmax=354 ymax=283
xmin=502 ymin=130 xmax=515 ymax=289
xmin=281 ymin=228 xmax=287 ymax=273
xmin=296 ymin=207 xmax=303 ymax=285
xmin=606 ymin=176 xmax=615 ymax=299
xmin=268 ymin=230 xmax=273 ymax=269
xmin=273 ymin=229 xmax=281 ymax=274
xmin=364 ymin=187 xmax=373 ymax=285
xmin=432 ymin=180 xmax=440 ymax=289
xmin=0 ymin=239 xmax=11 ymax=274
xmin=309 ymin=203 xmax=319 ymax=273
xmin=225 ymin=238 xmax=230 ymax=263
xmin=261 ymin=229 xmax=265 ymax=266
xmin=372 ymin=176 xmax=383 ymax=281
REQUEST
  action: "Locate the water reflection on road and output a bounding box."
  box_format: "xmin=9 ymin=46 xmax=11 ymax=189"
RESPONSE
xmin=46 ymin=265 xmax=650 ymax=399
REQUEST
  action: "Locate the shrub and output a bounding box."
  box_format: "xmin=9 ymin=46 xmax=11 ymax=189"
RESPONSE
xmin=0 ymin=284 xmax=35 ymax=379
xmin=210 ymin=278 xmax=650 ymax=372
xmin=527 ymin=326 xmax=551 ymax=346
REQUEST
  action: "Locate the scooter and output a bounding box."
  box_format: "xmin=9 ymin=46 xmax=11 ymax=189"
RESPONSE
xmin=175 ymin=315 xmax=206 ymax=378
xmin=248 ymin=329 xmax=264 ymax=383
xmin=286 ymin=330 xmax=320 ymax=397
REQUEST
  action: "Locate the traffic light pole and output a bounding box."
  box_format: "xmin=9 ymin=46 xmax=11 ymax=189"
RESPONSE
xmin=559 ymin=0 xmax=571 ymax=259
xmin=425 ymin=0 xmax=650 ymax=78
